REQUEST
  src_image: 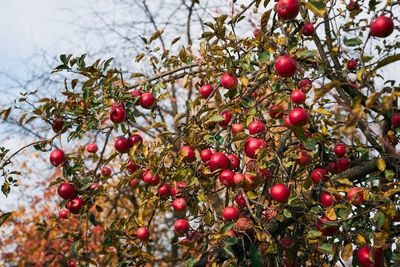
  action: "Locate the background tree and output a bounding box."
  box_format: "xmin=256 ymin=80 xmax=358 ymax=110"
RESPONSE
xmin=1 ymin=0 xmax=400 ymax=266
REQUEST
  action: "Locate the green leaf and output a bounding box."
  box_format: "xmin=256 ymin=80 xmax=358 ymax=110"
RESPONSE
xmin=283 ymin=209 xmax=292 ymax=218
xmin=344 ymin=38 xmax=363 ymax=47
xmin=250 ymin=244 xmax=263 ymax=267
xmin=304 ymin=138 xmax=317 ymax=150
xmin=206 ymin=114 xmax=225 ymax=123
xmin=71 ymin=240 xmax=80 ymax=258
xmin=305 ymin=1 xmax=327 ymax=17
xmin=0 ymin=212 xmax=12 ymax=227
xmin=318 ymin=243 xmax=333 ymax=254
xmin=374 ymin=212 xmax=385 ymax=228
xmin=225 ymin=236 xmax=238 ymax=245
xmin=221 ymin=222 xmax=234 ymax=234
xmin=186 ymin=256 xmax=201 ymax=267
xmin=223 ymin=245 xmax=235 ymax=259
xmin=258 ymin=52 xmax=270 ymax=63
xmin=307 ymin=230 xmax=322 ymax=239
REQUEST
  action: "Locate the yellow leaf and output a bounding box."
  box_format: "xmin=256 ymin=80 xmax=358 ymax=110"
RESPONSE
xmin=325 ymin=207 xmax=337 ymax=220
xmin=336 ymin=178 xmax=354 ymax=186
xmin=341 ymin=243 xmax=353 ymax=261
xmin=384 ymin=188 xmax=400 ymax=198
xmin=315 ymin=109 xmax=332 ymax=116
xmin=357 ymin=68 xmax=365 ymax=81
xmin=365 ymin=92 xmax=380 ymax=108
xmin=322 ymin=125 xmax=328 ymax=135
xmin=305 ymin=1 xmax=327 ymax=17
xmin=240 ymin=77 xmax=249 ymax=87
xmin=355 ymin=233 xmax=367 ymax=246
xmin=377 ymin=158 xmax=386 ymax=171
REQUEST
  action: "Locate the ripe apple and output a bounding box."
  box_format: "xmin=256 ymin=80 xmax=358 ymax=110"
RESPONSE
xmin=235 ymin=194 xmax=247 ymax=207
xmin=136 ymin=226 xmax=150 ymax=240
xmin=301 ymin=23 xmax=315 ymax=36
xmin=279 ymin=237 xmax=295 ymax=250
xmin=245 ymin=138 xmax=266 ymax=159
xmin=67 ymin=197 xmax=85 ymax=214
xmin=50 ymin=149 xmax=66 ymax=167
xmin=221 ymin=73 xmax=238 ymax=90
xmin=347 ymin=59 xmax=357 ymax=71
xmin=316 ymin=215 xmax=339 ymax=236
xmin=174 ymin=219 xmax=190 ymax=236
xmin=201 ymin=149 xmax=212 ymax=162
xmin=295 ymin=151 xmax=312 ymax=166
xmin=227 ymin=154 xmax=239 ymax=170
xmin=253 ymin=28 xmax=261 ymax=37
xmin=347 ymin=187 xmax=363 ymax=204
xmin=236 ymin=217 xmax=253 ymax=232
xmin=157 ymin=183 xmax=171 ymax=197
xmin=347 ymin=1 xmax=360 ymax=11
xmin=264 ymin=206 xmax=277 ymax=221
xmin=89 ymin=183 xmax=99 ymax=190
xmin=269 ymin=105 xmax=284 ymax=119
xmin=219 ymin=170 xmax=236 ymax=187
xmin=69 ymin=259 xmax=77 ymax=267
xmin=223 ymin=206 xmax=240 ymax=220
xmin=270 ymin=184 xmax=290 ymax=202
xmin=234 ymin=173 xmax=245 ymax=186
xmin=299 ymin=78 xmax=312 ymax=89
xmin=130 ymin=89 xmax=143 ymax=105
xmin=320 ymin=193 xmax=333 ymax=207
xmin=370 ymin=16 xmax=394 ymax=38
xmin=129 ymin=178 xmax=139 ymax=188
xmin=59 ymin=209 xmax=69 ymax=219
xmin=143 ymin=171 xmax=160 ymax=186
xmin=57 ymin=183 xmax=77 ymax=200
xmin=52 ymin=118 xmax=64 ymax=133
xmin=284 ymin=116 xmax=294 ymax=128
xmin=327 ymin=162 xmax=337 ymax=174
xmin=172 ymin=198 xmax=187 ymax=212
xmin=248 ymin=121 xmax=265 ymax=134
xmin=288 ymin=108 xmax=309 ymax=127
xmin=336 ymin=158 xmax=350 ymax=172
xmin=260 ymin=168 xmax=272 ymax=183
xmin=291 ymin=89 xmax=306 ymax=104
xmin=199 ymin=84 xmax=214 ymax=99
xmin=392 ymin=113 xmax=400 ymax=128
xmin=334 ymin=144 xmax=346 ymax=156
xmin=130 ymin=134 xmax=143 ymax=147
xmin=218 ymin=111 xmax=232 ymax=128
xmin=311 ymin=168 xmax=329 ymax=183
xmin=126 ymin=160 xmax=139 ymax=173
xmin=179 ymin=146 xmax=196 ymax=162
xmin=101 ymin=166 xmax=112 ymax=177
xmin=140 ymin=92 xmax=156 ymax=109
xmin=357 ymin=246 xmax=383 ymax=267
xmin=209 ymin=152 xmax=230 ymax=170
xmin=115 ymin=136 xmax=131 ymax=154
xmin=86 ymin=143 xmax=98 ymax=153
xmin=277 ymin=0 xmax=300 ymax=20
xmin=171 ymin=182 xmax=188 ymax=196
xmin=110 ymin=106 xmax=126 ymax=123
xmin=243 ymin=174 xmax=259 ymax=191
xmin=275 ymin=55 xmax=297 ymax=78
xmin=232 ymin=123 xmax=244 ymax=133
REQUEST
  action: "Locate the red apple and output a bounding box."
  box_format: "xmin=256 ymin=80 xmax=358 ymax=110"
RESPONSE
xmin=232 ymin=123 xmax=245 ymax=133
xmin=347 ymin=59 xmax=357 ymax=70
xmin=223 ymin=206 xmax=240 ymax=220
xmin=86 ymin=143 xmax=98 ymax=153
xmin=101 ymin=166 xmax=112 ymax=177
xmin=136 ymin=226 xmax=150 ymax=240
xmin=299 ymin=78 xmax=312 ymax=89
xmin=270 ymin=184 xmax=290 ymax=203
xmin=301 ymin=24 xmax=315 ymax=36
xmin=284 ymin=116 xmax=294 ymax=128
xmin=336 ymin=158 xmax=350 ymax=172
xmin=57 ymin=183 xmax=77 ymax=200
xmin=347 ymin=1 xmax=360 ymax=11
xmin=157 ymin=183 xmax=171 ymax=197
xmin=172 ymin=198 xmax=187 ymax=212
xmin=264 ymin=206 xmax=277 ymax=221
xmin=311 ymin=168 xmax=329 ymax=183
xmin=291 ymin=89 xmax=306 ymax=104
xmin=209 ymin=152 xmax=230 ymax=170
xmin=269 ymin=105 xmax=284 ymax=119
xmin=129 ymin=178 xmax=139 ymax=188
xmin=253 ymin=28 xmax=261 ymax=37
xmin=115 ymin=136 xmax=131 ymax=153
xmin=316 ymin=215 xmax=339 ymax=236
xmin=347 ymin=187 xmax=363 ymax=204
xmin=143 ymin=171 xmax=160 ymax=186
xmin=235 ymin=194 xmax=247 ymax=207
xmin=260 ymin=168 xmax=272 ymax=183
xmin=243 ymin=174 xmax=259 ymax=191
xmin=69 ymin=259 xmax=76 ymax=267
xmin=52 ymin=118 xmax=64 ymax=133
xmin=110 ymin=106 xmax=126 ymax=123
xmin=199 ymin=84 xmax=214 ymax=99
xmin=245 ymin=138 xmax=266 ymax=159
xmin=277 ymin=0 xmax=300 ymax=20
xmin=174 ymin=219 xmax=190 ymax=236
xmin=295 ymin=151 xmax=312 ymax=166
xmin=275 ymin=55 xmax=297 ymax=78
xmin=248 ymin=121 xmax=265 ymax=134
xmin=219 ymin=170 xmax=236 ymax=187
xmin=130 ymin=90 xmax=143 ymax=105
xmin=357 ymin=246 xmax=383 ymax=267
xmin=392 ymin=113 xmax=400 ymax=128
xmin=89 ymin=183 xmax=99 ymax=190
xmin=50 ymin=149 xmax=66 ymax=167
xmin=221 ymin=73 xmax=238 ymax=90
xmin=218 ymin=111 xmax=232 ymax=128
xmin=67 ymin=197 xmax=85 ymax=214
xmin=227 ymin=154 xmax=239 ymax=170
xmin=321 ymin=193 xmax=333 ymax=207
xmin=179 ymin=146 xmax=196 ymax=162
xmin=234 ymin=173 xmax=245 ymax=186
xmin=236 ymin=217 xmax=253 ymax=232
xmin=279 ymin=237 xmax=295 ymax=250
xmin=140 ymin=92 xmax=156 ymax=109
xmin=201 ymin=149 xmax=212 ymax=162
xmin=288 ymin=108 xmax=309 ymax=127
xmin=334 ymin=144 xmax=346 ymax=156
xmin=171 ymin=182 xmax=188 ymax=196
xmin=127 ymin=160 xmax=139 ymax=173
xmin=60 ymin=209 xmax=69 ymax=219
xmin=370 ymin=16 xmax=394 ymax=38
xmin=130 ymin=134 xmax=143 ymax=147
xmin=328 ymin=162 xmax=337 ymax=174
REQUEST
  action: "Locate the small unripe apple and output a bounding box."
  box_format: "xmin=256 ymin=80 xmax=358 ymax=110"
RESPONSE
xmin=171 ymin=182 xmax=188 ymax=196
xmin=67 ymin=197 xmax=85 ymax=214
xmin=143 ymin=171 xmax=160 ymax=186
xmin=58 ymin=183 xmax=77 ymax=200
xmin=334 ymin=144 xmax=346 ymax=156
xmin=234 ymin=173 xmax=245 ymax=186
xmin=130 ymin=90 xmax=143 ymax=105
xmin=357 ymin=246 xmax=383 ymax=267
xmin=277 ymin=0 xmax=300 ymax=20
xmin=130 ymin=134 xmax=143 ymax=147
xmin=299 ymin=79 xmax=312 ymax=89
xmin=291 ymin=89 xmax=306 ymax=104
xmin=136 ymin=226 xmax=150 ymax=240
xmin=347 ymin=187 xmax=363 ymax=205
xmin=59 ymin=209 xmax=69 ymax=219
xmin=50 ymin=149 xmax=66 ymax=167
xmin=52 ymin=118 xmax=64 ymax=133
xmin=370 ymin=15 xmax=394 ymax=38
xmin=316 ymin=215 xmax=339 ymax=236
xmin=347 ymin=59 xmax=357 ymax=71
xmin=275 ymin=55 xmax=297 ymax=78
xmin=245 ymin=138 xmax=266 ymax=159
xmin=223 ymin=206 xmax=240 ymax=220
xmin=288 ymin=108 xmax=308 ymax=127
xmin=110 ymin=106 xmax=126 ymax=123
xmin=101 ymin=166 xmax=112 ymax=177
xmin=311 ymin=168 xmax=329 ymax=183
xmin=221 ymin=73 xmax=238 ymax=90
xmin=86 ymin=143 xmax=98 ymax=153
xmin=269 ymin=105 xmax=284 ymax=119
xmin=392 ymin=113 xmax=400 ymax=128
xmin=218 ymin=111 xmax=232 ymax=128
xmin=172 ymin=198 xmax=187 ymax=212
xmin=115 ymin=136 xmax=131 ymax=154
xmin=270 ymin=184 xmax=290 ymax=203
xmin=140 ymin=92 xmax=156 ymax=109
xmin=209 ymin=152 xmax=230 ymax=170
xmin=336 ymin=158 xmax=350 ymax=172
xmin=248 ymin=121 xmax=265 ymax=134
xmin=232 ymin=123 xmax=244 ymax=133
xmin=253 ymin=28 xmax=261 ymax=37
xmin=219 ymin=170 xmax=236 ymax=187
xmin=235 ymin=194 xmax=247 ymax=207
xmin=174 ymin=219 xmax=190 ymax=236
xmin=200 ymin=149 xmax=212 ymax=162
xmin=301 ymin=24 xmax=315 ymax=36
xmin=320 ymin=193 xmax=333 ymax=207
xmin=157 ymin=183 xmax=171 ymax=197
xmin=179 ymin=146 xmax=196 ymax=162
xmin=199 ymin=84 xmax=214 ymax=99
